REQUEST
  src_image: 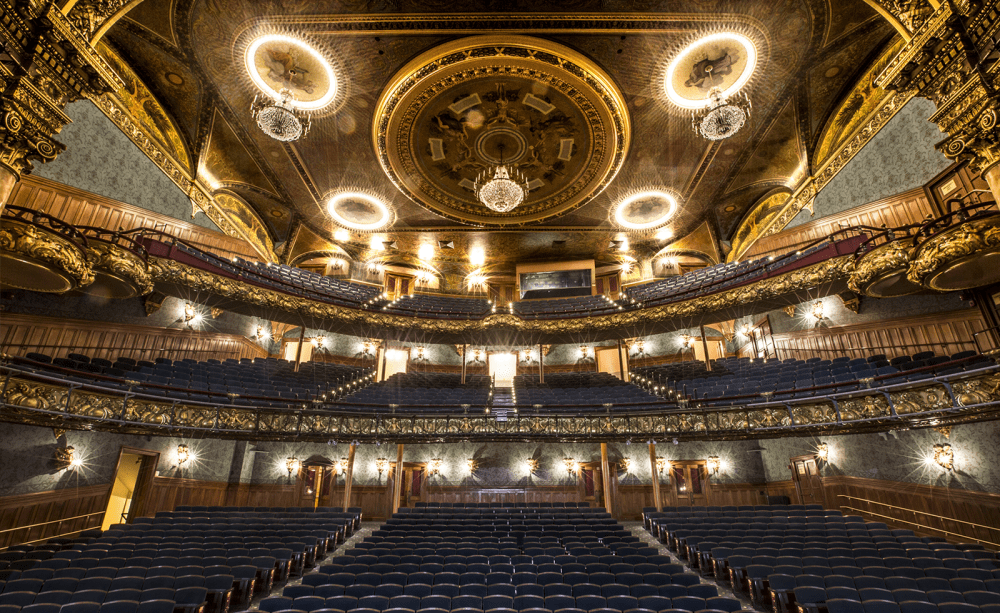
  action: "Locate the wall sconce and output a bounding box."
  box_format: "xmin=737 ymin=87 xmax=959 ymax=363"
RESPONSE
xmin=525 ymin=458 xmax=538 ymax=474
xmin=254 ymin=325 xmax=270 ymax=342
xmin=336 ymin=458 xmax=348 ymax=475
xmin=811 ymin=301 xmax=825 ymax=320
xmin=580 ymin=345 xmax=590 ymax=358
xmin=473 ymin=349 xmax=483 ymax=362
xmin=655 ymin=457 xmax=669 ymax=474
xmin=176 ymin=444 xmax=191 ymax=466
xmin=414 ymin=347 xmax=425 ymax=360
xmin=932 ymin=443 xmax=954 ymax=471
xmin=429 ymin=458 xmax=443 ymax=476
xmin=707 ymin=456 xmax=721 ymax=475
xmin=183 ymin=303 xmax=196 ymax=322
xmin=620 ymin=458 xmax=632 ymax=473
xmin=376 ymin=457 xmax=389 ymax=476
xmin=680 ymin=335 xmax=696 ymax=349
xmin=285 ymin=456 xmax=300 ymax=475
xmin=563 ymin=457 xmax=577 ymax=476
xmin=466 ymin=458 xmax=478 ymax=473
xmin=55 ymin=446 xmax=77 ymax=470
xmin=815 ymin=442 xmax=829 ymax=463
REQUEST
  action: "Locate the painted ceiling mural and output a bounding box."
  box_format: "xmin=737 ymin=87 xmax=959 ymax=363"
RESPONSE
xmin=97 ymin=0 xmax=899 ymax=287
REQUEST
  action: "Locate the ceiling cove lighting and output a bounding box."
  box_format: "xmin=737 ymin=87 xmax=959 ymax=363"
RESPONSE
xmin=614 ymin=191 xmax=679 ymax=230
xmin=328 ymin=193 xmax=393 ymax=231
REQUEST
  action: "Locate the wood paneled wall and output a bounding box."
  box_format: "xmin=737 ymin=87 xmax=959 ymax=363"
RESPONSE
xmin=0 ymin=484 xmax=110 ymax=548
xmin=770 ymin=309 xmax=986 ymax=362
xmin=7 ymin=175 xmax=261 ymax=261
xmin=0 ymin=312 xmax=268 ymax=363
xmin=744 ymin=188 xmax=933 ymax=260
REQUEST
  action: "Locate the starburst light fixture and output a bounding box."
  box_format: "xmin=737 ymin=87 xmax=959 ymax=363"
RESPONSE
xmin=694 ymin=87 xmax=751 ymax=141
xmin=474 ymin=145 xmax=530 ymax=213
xmin=251 ymin=89 xmax=312 ymax=142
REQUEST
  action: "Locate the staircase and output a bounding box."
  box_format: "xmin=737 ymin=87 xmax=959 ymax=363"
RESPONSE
xmin=492 ymin=387 xmax=514 ymax=421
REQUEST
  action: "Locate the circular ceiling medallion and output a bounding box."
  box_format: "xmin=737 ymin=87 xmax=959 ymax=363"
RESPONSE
xmin=613 ymin=191 xmax=679 ymax=230
xmin=327 ymin=192 xmax=393 ymax=231
xmin=373 ymin=35 xmax=631 ymax=227
xmin=245 ymin=34 xmax=336 ymax=111
xmin=665 ymin=32 xmax=757 ymax=110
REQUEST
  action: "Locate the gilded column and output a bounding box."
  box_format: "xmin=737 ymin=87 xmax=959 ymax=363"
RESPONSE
xmin=876 ymin=1 xmax=1000 ymax=201
xmin=0 ymin=0 xmax=121 ymax=212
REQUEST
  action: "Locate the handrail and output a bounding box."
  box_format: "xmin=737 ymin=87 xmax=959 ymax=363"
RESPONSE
xmin=1 ymin=205 xmax=90 ymax=250
xmin=0 ymin=511 xmax=106 ymax=536
xmin=77 ymin=225 xmax=150 ymax=263
xmin=839 ymin=495 xmax=1000 ymax=548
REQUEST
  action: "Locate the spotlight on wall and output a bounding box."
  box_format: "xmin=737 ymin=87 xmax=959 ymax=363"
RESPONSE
xmin=467 ymin=458 xmax=478 ymax=473
xmin=55 ymin=446 xmax=76 ymax=470
xmin=429 ymin=458 xmax=443 ymax=476
xmin=707 ymin=456 xmax=721 ymax=475
xmin=563 ymin=457 xmax=578 ymax=476
xmin=525 ymin=458 xmax=538 ymax=474
xmin=286 ymin=456 xmax=301 ymax=475
xmin=815 ymin=442 xmax=829 ymax=463
xmin=655 ymin=456 xmax=669 ymax=474
xmin=376 ymin=457 xmax=389 ymax=476
xmin=620 ymin=458 xmax=632 ymax=473
xmin=176 ymin=444 xmax=191 ymax=466
xmin=932 ymin=443 xmax=954 ymax=471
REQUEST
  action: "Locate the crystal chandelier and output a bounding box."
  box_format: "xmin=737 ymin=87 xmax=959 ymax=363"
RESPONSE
xmin=250 ymin=89 xmax=312 ymax=142
xmin=474 ymin=145 xmax=529 ymax=213
xmin=693 ymin=87 xmax=751 ymax=141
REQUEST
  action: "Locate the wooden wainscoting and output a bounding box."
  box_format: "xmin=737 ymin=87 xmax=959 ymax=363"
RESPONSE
xmin=0 ymin=312 xmax=268 ymax=363
xmin=617 ymin=485 xmax=653 ymax=520
xmin=766 ymin=480 xmax=798 ymax=503
xmin=819 ymin=475 xmax=1000 ymax=548
xmin=770 ymin=309 xmax=986 ymax=362
xmin=744 ymin=188 xmax=933 ymax=260
xmin=708 ymin=483 xmax=771 ymax=507
xmin=9 ymin=176 xmax=261 ymax=261
xmin=145 ymin=477 xmax=228 ymax=516
xmin=0 ymin=484 xmax=110 ymax=548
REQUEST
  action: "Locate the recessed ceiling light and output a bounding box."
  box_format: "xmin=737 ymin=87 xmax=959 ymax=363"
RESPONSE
xmin=614 ymin=191 xmax=679 ymax=230
xmin=664 ymin=32 xmax=757 ymax=110
xmin=245 ymin=34 xmax=337 ymax=111
xmin=327 ymin=192 xmax=392 ymax=231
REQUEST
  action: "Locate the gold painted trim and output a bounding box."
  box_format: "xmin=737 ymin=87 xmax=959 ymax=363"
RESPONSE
xmin=0 ymin=217 xmax=94 ymax=290
xmin=908 ymin=216 xmax=1000 ymax=289
xmin=848 ymin=239 xmax=915 ymax=295
xmin=372 ymin=35 xmax=630 ymax=227
xmin=86 ymin=240 xmax=153 ymax=296
xmin=2 ymin=370 xmax=997 ymax=442
xmin=148 ymin=253 xmax=853 ymax=343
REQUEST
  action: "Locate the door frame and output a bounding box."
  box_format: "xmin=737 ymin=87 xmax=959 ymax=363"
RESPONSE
xmin=577 ymin=461 xmax=603 ymax=507
xmin=108 ymin=447 xmax=160 ymax=523
xmin=390 ymin=461 xmax=427 ymax=508
xmin=667 ymin=459 xmax=710 ymax=507
xmin=789 ymin=453 xmax=825 ymax=506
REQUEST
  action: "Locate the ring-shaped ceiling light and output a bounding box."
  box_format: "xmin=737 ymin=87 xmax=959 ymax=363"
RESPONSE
xmin=614 ymin=191 xmax=679 ymax=230
xmin=245 ymin=34 xmax=337 ymax=111
xmin=664 ymin=32 xmax=757 ymax=110
xmin=327 ymin=192 xmax=393 ymax=231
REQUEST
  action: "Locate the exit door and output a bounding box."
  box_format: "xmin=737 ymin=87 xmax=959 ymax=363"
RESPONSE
xmin=670 ymin=461 xmax=709 ymax=506
xmin=578 ymin=462 xmax=603 ymax=507
xmin=393 ymin=463 xmax=426 ymax=508
xmin=790 ymin=455 xmax=824 ymax=505
xmin=300 ymin=465 xmax=336 ymax=508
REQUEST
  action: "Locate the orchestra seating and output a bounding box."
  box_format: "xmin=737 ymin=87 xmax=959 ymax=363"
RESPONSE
xmin=643 ymin=506 xmax=1000 ymax=613
xmin=255 ymin=503 xmax=743 ymax=613
xmin=0 ymin=508 xmax=358 ymax=613
xmin=343 ymin=373 xmax=493 ymax=407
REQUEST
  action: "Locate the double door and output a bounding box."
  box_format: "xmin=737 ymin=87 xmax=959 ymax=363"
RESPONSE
xmin=790 ymin=455 xmax=824 ymax=505
xmin=392 ymin=463 xmax=426 ymax=508
xmin=669 ymin=461 xmax=709 ymax=506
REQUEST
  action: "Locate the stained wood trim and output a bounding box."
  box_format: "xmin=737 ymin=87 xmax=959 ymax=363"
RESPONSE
xmin=9 ymin=175 xmax=259 ymax=261
xmin=0 ymin=484 xmax=112 ymax=510
xmin=0 ymin=312 xmax=268 ymax=363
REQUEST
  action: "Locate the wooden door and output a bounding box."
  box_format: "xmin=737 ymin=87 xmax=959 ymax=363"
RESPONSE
xmin=578 ymin=462 xmax=603 ymax=508
xmin=396 ymin=464 xmax=426 ymax=508
xmin=301 ymin=466 xmax=336 ymax=508
xmin=670 ymin=461 xmax=709 ymax=507
xmin=790 ymin=455 xmax=824 ymax=505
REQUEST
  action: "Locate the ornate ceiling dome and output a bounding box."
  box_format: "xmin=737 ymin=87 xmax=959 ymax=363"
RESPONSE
xmin=373 ymin=35 xmax=630 ymax=228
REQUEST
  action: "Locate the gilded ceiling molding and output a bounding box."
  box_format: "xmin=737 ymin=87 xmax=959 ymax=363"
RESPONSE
xmin=733 ymin=87 xmax=912 ymax=256
xmin=2 ymin=369 xmax=997 ymax=442
xmin=147 ymin=253 xmax=854 ymax=342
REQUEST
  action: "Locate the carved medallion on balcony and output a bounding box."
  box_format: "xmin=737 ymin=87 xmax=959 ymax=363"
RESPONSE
xmin=82 ymin=239 xmax=153 ymax=299
xmin=0 ymin=216 xmax=93 ymax=293
xmin=848 ymin=239 xmax=920 ymax=297
xmin=907 ymin=215 xmax=1000 ymax=291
